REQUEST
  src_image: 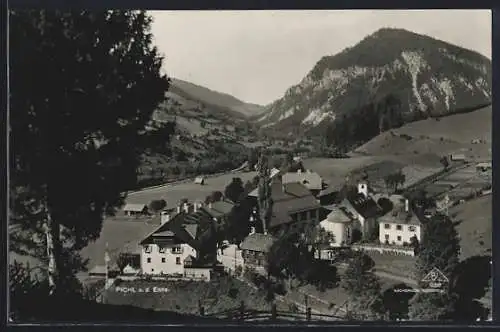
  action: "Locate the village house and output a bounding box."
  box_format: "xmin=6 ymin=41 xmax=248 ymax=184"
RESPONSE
xmin=203 ymin=200 xmax=235 ymax=226
xmin=319 ymin=206 xmax=355 ymax=248
xmin=338 ymin=182 xmax=382 ymax=240
xmin=377 ymin=195 xmax=422 ymax=246
xmin=123 ymin=203 xmax=149 ymax=217
xmin=281 ymin=169 xmax=324 ymax=196
xmin=248 ymin=178 xmax=321 ymax=234
xmin=138 ymin=206 xmax=216 ymax=279
xmin=239 ymin=230 xmax=275 ymax=270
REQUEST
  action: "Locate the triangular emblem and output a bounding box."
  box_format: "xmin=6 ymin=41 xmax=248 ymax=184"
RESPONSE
xmin=422 ymin=267 xmax=449 ymax=288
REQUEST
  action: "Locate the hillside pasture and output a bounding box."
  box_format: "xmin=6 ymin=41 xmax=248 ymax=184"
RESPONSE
xmin=354 ymin=106 xmax=492 ymax=160
xmin=393 ymin=105 xmax=492 ymax=144
xmin=80 ymin=218 xmax=160 ymax=268
xmin=302 ymin=156 xmax=383 ymax=187
xmin=126 ymin=171 xmax=258 ymax=206
xmin=175 ymin=116 xmax=209 ymax=136
xmin=449 ymin=195 xmax=492 ymax=260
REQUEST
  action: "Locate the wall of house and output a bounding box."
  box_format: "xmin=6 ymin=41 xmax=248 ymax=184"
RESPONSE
xmin=242 ymin=250 xmax=267 ymax=267
xmin=141 ymin=243 xmax=197 ymax=275
xmin=292 ymin=208 xmax=320 ymax=224
xmin=184 ymin=267 xmax=211 ymax=281
xmin=379 ymin=222 xmax=421 ymax=246
xmin=319 ymin=220 xmax=352 ymax=247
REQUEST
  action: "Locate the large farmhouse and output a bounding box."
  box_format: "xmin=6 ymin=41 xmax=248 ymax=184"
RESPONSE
xmin=248 ymin=178 xmax=321 ymax=234
xmin=376 ymin=195 xmax=423 ymax=246
xmin=139 ymin=206 xmax=217 ymax=279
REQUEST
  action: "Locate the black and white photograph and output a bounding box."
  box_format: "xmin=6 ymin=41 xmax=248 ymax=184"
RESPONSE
xmin=8 ymin=9 xmax=493 ymax=323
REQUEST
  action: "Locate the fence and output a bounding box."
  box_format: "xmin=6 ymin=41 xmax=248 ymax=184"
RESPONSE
xmin=351 ymin=244 xmax=415 ymax=256
xmin=200 ymin=300 xmax=347 ymax=322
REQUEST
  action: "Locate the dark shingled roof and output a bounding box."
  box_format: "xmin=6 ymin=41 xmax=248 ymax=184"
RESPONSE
xmin=269 ymin=181 xmax=321 ymax=228
xmin=140 ymin=209 xmax=211 ymax=250
xmin=202 ymin=200 xmax=234 ymax=218
xmin=342 ymin=193 xmax=381 ymax=219
xmin=239 ymin=233 xmax=275 ymax=253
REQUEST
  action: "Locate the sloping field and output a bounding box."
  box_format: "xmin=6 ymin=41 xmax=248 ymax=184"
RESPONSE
xmin=126 ymin=171 xmax=258 ymax=206
xmin=304 ymin=155 xmax=443 ymax=190
xmin=449 ymin=195 xmax=492 ymax=260
xmin=175 ymin=116 xmax=209 ymax=135
xmin=393 ymin=105 xmax=492 ymax=144
xmin=354 ymin=106 xmax=492 ymax=159
xmin=80 ymin=219 xmax=160 ymax=268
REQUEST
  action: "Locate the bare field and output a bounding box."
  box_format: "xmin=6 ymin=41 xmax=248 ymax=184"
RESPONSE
xmin=80 ymin=219 xmax=160 ymax=268
xmin=125 ymin=171 xmax=258 ymax=206
xmin=449 ymin=195 xmax=492 ymax=260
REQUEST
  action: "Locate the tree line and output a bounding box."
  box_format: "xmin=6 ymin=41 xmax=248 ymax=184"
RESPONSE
xmin=324 ymin=94 xmax=405 ymax=153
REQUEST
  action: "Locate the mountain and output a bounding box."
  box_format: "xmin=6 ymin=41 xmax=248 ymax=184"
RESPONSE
xmin=170 ymin=78 xmax=265 ymax=118
xmin=257 ymin=28 xmax=492 ymax=136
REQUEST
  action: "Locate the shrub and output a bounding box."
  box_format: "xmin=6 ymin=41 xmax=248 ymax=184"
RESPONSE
xmin=228 ymin=287 xmax=239 ymax=299
xmin=149 ymin=199 xmax=167 ymax=212
xmin=234 ymin=265 xmax=243 ymax=277
xmin=289 ymin=303 xmax=299 ymax=313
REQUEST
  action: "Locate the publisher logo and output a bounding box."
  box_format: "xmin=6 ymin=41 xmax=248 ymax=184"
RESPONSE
xmin=421 ymin=267 xmax=449 ymax=289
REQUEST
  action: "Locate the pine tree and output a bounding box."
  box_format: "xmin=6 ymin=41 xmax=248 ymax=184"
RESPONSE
xmin=415 ymin=213 xmax=460 ymax=279
xmin=256 ymin=153 xmax=273 ymax=234
xmin=409 ymin=213 xmax=461 ymax=320
xmin=9 ymin=10 xmax=172 ymax=296
xmin=341 ymin=251 xmax=384 ymax=319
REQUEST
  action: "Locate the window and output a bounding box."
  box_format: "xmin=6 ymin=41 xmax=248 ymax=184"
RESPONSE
xmin=171 ymin=246 xmax=182 ymax=254
xmin=161 ymin=257 xmax=166 ymax=263
xmin=397 ymin=236 xmax=402 ymax=241
xmin=384 ymin=224 xmax=391 ymax=229
xmin=176 ymin=257 xmax=181 ymax=265
xmin=145 ymin=245 xmax=152 ymax=253
xmin=396 ymin=225 xmax=402 ymax=231
xmin=408 ymin=226 xmax=417 ymax=232
xmin=385 ymin=234 xmax=389 ymax=240
xmin=158 ymin=246 xmax=166 ymax=253
xmin=300 ymin=211 xmax=307 ymax=220
xmin=147 ymin=257 xmax=151 ymax=263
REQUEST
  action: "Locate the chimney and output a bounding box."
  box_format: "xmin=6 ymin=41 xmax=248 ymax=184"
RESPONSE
xmin=193 ymin=203 xmax=198 ymax=213
xmin=161 ymin=212 xmax=170 ymax=224
xmin=208 ymin=202 xmax=213 ymax=210
xmin=176 ymin=205 xmax=181 ymax=213
xmin=405 ymin=199 xmax=409 ymax=213
xmin=183 ymin=202 xmax=189 ymax=214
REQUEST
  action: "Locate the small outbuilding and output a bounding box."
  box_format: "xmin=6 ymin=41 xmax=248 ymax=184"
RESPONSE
xmin=449 ymin=154 xmax=466 ymax=162
xmin=123 ymin=203 xmax=149 ymax=216
xmin=476 ymin=162 xmax=492 ymax=172
xmin=194 ymin=176 xmax=205 ymax=185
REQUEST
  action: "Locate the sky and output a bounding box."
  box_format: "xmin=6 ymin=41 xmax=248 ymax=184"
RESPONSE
xmin=150 ymin=10 xmax=491 ymax=105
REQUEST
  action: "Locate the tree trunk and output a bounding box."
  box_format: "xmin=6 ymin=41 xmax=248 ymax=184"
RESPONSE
xmin=44 ymin=209 xmax=61 ymax=296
